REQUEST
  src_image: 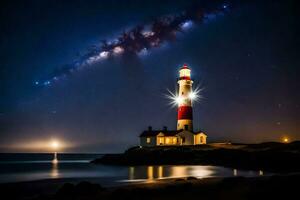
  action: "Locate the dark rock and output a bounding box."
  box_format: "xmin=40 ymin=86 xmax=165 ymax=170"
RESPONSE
xmin=56 ymin=183 xmax=75 ymax=197
xmin=75 ymin=181 xmax=104 ymax=196
xmin=55 ymin=181 xmax=104 ymax=199
xmin=91 ymin=143 xmax=300 ymax=173
xmin=186 ymin=176 xmax=198 ymax=180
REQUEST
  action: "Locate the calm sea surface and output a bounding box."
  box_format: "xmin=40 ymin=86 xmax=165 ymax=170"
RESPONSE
xmin=0 ymin=153 xmax=267 ymax=185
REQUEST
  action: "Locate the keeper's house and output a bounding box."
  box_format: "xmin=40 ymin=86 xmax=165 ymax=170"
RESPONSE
xmin=140 ymin=126 xmax=207 ymax=146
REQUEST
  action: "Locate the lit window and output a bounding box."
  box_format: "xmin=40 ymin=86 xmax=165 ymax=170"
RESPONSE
xmin=200 ymin=136 xmax=203 ymax=143
xmin=173 ymin=138 xmax=177 ymax=144
xmin=146 ymin=137 xmax=151 ymax=143
xmin=180 ymin=69 xmax=191 ymax=77
xmin=166 ymin=138 xmax=170 ymax=144
xmin=159 ymin=138 xmax=163 ymax=144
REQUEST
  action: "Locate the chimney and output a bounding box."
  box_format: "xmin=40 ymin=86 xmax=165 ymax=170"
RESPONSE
xmin=163 ymin=126 xmax=167 ymax=131
xmin=148 ymin=126 xmax=152 ymax=131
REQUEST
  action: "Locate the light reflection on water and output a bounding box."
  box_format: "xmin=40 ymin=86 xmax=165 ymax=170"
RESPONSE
xmin=127 ymin=165 xmax=265 ymax=182
xmin=51 ymin=153 xmax=59 ymax=178
xmin=0 ymin=153 xmax=267 ymax=184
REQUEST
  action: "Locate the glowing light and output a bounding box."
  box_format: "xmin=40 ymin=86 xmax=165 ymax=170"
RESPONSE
xmin=188 ymin=91 xmax=197 ymax=100
xmin=233 ymin=169 xmax=238 ymax=176
xmin=147 ymin=166 xmax=154 ymax=180
xmin=175 ymin=96 xmax=184 ymax=105
xmin=165 ymin=138 xmax=170 ymax=144
xmin=113 ymin=46 xmax=124 ymax=54
xmin=7 ymin=138 xmax=71 ymax=153
xmin=51 ymin=154 xmax=59 ymax=178
xmin=158 ymin=166 xmax=163 ymax=179
xmin=165 ymin=89 xmax=182 ymax=107
xmin=282 ymin=137 xmax=289 ymax=143
xmin=52 ymin=152 xmax=58 ymax=164
xmin=188 ymin=86 xmax=204 ymax=103
xmin=165 ymin=85 xmax=204 ymax=107
xmin=35 ymin=81 xmax=39 ymax=85
xmin=50 ymin=140 xmax=60 ymax=150
xmin=170 ymin=166 xmax=187 ymax=178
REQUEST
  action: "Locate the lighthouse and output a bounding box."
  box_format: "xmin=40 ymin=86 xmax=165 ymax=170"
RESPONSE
xmin=139 ymin=63 xmax=207 ymax=147
xmin=177 ymin=64 xmax=193 ymax=131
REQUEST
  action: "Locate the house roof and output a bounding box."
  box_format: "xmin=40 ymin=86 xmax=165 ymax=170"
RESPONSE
xmin=140 ymin=129 xmax=206 ymax=137
xmin=140 ymin=130 xmax=180 ymax=137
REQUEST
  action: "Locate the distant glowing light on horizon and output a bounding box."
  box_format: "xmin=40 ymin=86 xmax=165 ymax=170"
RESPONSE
xmin=51 ymin=140 xmax=59 ymax=150
xmin=282 ymin=137 xmax=289 ymax=143
xmin=6 ymin=138 xmax=73 ymax=153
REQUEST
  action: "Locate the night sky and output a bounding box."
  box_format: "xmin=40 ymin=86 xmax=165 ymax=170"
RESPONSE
xmin=0 ymin=0 xmax=299 ymax=153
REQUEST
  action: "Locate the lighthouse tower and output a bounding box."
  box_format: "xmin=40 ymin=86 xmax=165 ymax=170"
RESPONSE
xmin=139 ymin=63 xmax=207 ymax=147
xmin=177 ymin=64 xmax=193 ymax=131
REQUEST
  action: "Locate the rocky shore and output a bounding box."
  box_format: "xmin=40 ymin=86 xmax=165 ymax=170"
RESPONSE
xmin=92 ymin=141 xmax=300 ymax=172
xmin=31 ymin=174 xmax=300 ymax=200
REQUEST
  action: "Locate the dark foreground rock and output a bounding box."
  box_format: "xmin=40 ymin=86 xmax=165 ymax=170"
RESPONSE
xmin=92 ymin=141 xmax=300 ymax=172
xmin=56 ymin=181 xmax=105 ymax=197
xmin=35 ymin=175 xmax=299 ymax=200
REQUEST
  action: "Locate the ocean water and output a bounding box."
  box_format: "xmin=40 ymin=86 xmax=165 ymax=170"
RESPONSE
xmin=0 ymin=153 xmax=267 ymax=185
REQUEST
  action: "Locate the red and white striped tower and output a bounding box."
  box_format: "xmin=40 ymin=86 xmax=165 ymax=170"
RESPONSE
xmin=177 ymin=64 xmax=193 ymax=131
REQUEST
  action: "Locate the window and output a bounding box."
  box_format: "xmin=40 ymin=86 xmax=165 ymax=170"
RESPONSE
xmin=200 ymin=136 xmax=203 ymax=143
xmin=166 ymin=138 xmax=170 ymax=144
xmin=184 ymin=125 xmax=189 ymax=130
xmin=173 ymin=138 xmax=177 ymax=144
xmin=182 ymin=137 xmax=185 ymax=144
xmin=159 ymin=138 xmax=163 ymax=145
xmin=146 ymin=137 xmax=151 ymax=143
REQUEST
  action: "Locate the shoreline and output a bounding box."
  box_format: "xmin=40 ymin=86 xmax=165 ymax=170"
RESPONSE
xmin=1 ymin=174 xmax=298 ymax=200
xmin=92 ymin=142 xmax=300 ymax=173
xmin=0 ymin=176 xmax=223 ymax=199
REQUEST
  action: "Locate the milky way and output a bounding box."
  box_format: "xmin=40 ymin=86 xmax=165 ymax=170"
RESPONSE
xmin=35 ymin=1 xmax=230 ymax=87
